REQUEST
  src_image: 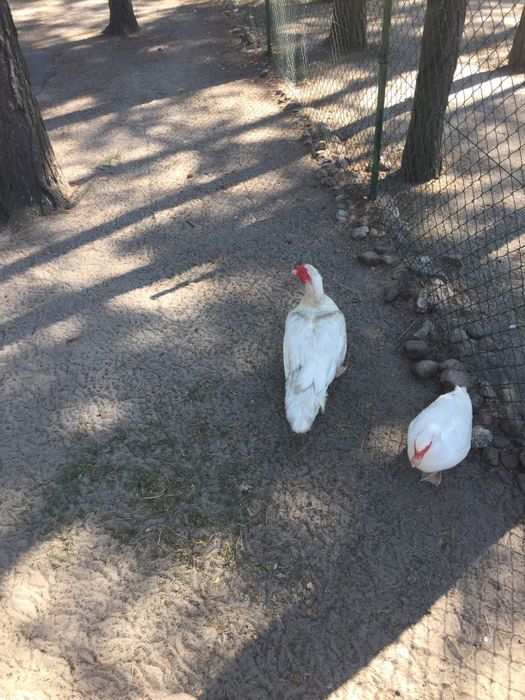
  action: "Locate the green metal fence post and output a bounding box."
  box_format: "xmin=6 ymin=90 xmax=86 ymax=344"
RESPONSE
xmin=369 ymin=0 xmax=394 ymax=200
xmin=264 ymin=0 xmax=273 ymax=57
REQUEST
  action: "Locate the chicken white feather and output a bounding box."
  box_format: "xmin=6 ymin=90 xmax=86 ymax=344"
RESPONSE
xmin=407 ymin=385 xmax=472 ymax=486
xmin=283 ymin=264 xmax=347 ymax=433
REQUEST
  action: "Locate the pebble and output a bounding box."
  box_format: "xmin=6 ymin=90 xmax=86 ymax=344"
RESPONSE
xmin=449 ymin=328 xmax=468 ymax=343
xmin=492 ymin=434 xmax=511 ymax=449
xmin=482 ymin=446 xmax=499 ymax=467
xmin=478 ymin=381 xmax=496 ymax=399
xmin=352 ymin=226 xmax=369 ymax=239
xmin=478 ymin=336 xmax=495 ymax=351
xmin=499 ymin=418 xmax=525 ymax=437
xmin=384 ymin=285 xmax=400 ymax=303
xmin=440 ymin=359 xmax=465 ymax=372
xmin=358 ymin=251 xmax=382 ymax=267
xmin=411 ymin=360 xmax=439 ymax=380
xmin=403 ymin=339 xmax=429 ymax=360
xmin=337 ymin=209 xmax=349 ymax=221
xmin=259 ymin=68 xmax=269 ymax=77
xmin=413 ymin=320 xmax=435 ymax=339
xmin=476 ymin=411 xmax=492 ymax=426
xmin=471 ymin=426 xmax=493 ymax=449
xmin=500 ymin=452 xmax=519 ymax=471
xmin=371 ymin=227 xmax=386 ymax=237
xmin=465 ymin=322 xmax=485 ymax=340
xmin=415 ymin=288 xmax=429 ymax=313
xmin=517 ymin=472 xmax=525 ymax=495
xmin=314 ymin=140 xmax=327 ymax=151
xmin=441 ymin=253 xmax=463 ymax=268
xmin=382 ymin=254 xmax=399 ymax=266
xmin=440 ymin=369 xmax=470 ymax=391
xmin=335 ymin=194 xmax=347 ymax=203
xmin=374 ymin=242 xmax=390 ymax=255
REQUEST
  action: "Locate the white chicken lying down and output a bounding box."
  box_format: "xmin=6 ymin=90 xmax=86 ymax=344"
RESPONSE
xmin=407 ymin=386 xmax=472 ymax=486
xmin=283 ymin=263 xmax=347 ymax=433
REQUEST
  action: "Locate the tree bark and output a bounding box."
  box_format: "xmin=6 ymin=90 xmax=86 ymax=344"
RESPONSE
xmin=508 ymin=4 xmax=525 ymax=71
xmin=329 ymin=0 xmax=367 ymax=53
xmin=401 ymin=0 xmax=467 ymax=183
xmin=103 ymin=0 xmax=140 ymax=36
xmin=0 ymin=0 xmax=70 ymax=221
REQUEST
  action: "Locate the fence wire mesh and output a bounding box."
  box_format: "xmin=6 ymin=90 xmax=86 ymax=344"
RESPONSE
xmin=231 ymin=0 xmax=525 ymax=429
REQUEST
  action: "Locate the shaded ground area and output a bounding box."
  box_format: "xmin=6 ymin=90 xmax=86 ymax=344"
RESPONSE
xmin=0 ymin=1 xmax=524 ymax=698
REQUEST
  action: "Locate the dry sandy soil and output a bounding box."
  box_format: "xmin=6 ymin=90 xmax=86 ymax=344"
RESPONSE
xmin=1 ymin=1 xmax=524 ymax=699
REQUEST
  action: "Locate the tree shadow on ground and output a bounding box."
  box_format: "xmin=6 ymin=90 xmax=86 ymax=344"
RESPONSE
xmin=1 ymin=1 xmax=524 ymax=698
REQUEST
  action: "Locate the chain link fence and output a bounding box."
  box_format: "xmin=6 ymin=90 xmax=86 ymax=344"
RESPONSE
xmin=229 ymin=0 xmax=525 ymax=430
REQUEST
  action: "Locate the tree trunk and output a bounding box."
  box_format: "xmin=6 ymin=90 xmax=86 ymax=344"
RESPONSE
xmin=0 ymin=0 xmax=70 ymax=222
xmin=508 ymin=4 xmax=525 ymax=71
xmin=329 ymin=0 xmax=367 ymax=53
xmin=103 ymin=0 xmax=140 ymax=36
xmin=401 ymin=0 xmax=467 ymax=183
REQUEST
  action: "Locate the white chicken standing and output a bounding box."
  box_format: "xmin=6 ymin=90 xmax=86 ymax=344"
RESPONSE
xmin=283 ymin=263 xmax=347 ymax=433
xmin=407 ymin=385 xmax=472 ymax=486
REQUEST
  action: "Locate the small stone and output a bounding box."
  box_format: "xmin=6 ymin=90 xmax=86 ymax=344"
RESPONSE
xmin=449 ymin=328 xmax=468 ymax=344
xmin=358 ymin=251 xmax=382 ymax=267
xmin=415 ymin=289 xmax=429 ymax=313
xmin=259 ymin=68 xmax=269 ymax=77
xmin=471 ymin=426 xmax=493 ymax=449
xmin=469 ymin=391 xmax=484 ymax=413
xmin=374 ymin=242 xmax=390 ymax=255
xmin=314 ymin=140 xmax=327 ymax=151
xmin=384 ymin=285 xmax=400 ymax=303
xmin=441 ymin=253 xmax=463 ymax=269
xmin=478 ymin=336 xmax=495 ymax=351
xmin=516 ymin=472 xmax=525 ymax=494
xmin=382 ymin=254 xmax=400 ymax=266
xmin=335 ymin=194 xmax=347 ymax=203
xmin=337 ymin=209 xmax=348 ymax=221
xmin=440 ymin=359 xmax=465 ymax=372
xmin=500 ymin=452 xmax=519 ymax=471
xmin=403 ymin=340 xmax=429 ymax=360
xmin=371 ymin=227 xmax=386 ymax=237
xmin=440 ymin=369 xmax=470 ymax=391
xmin=411 ymin=360 xmax=439 ymax=380
xmin=465 ymin=322 xmax=485 ymax=340
xmin=509 ymin=418 xmax=525 ymax=437
xmin=492 ymin=434 xmax=511 ymax=449
xmin=352 ymin=226 xmax=369 ymax=239
xmin=478 ymin=381 xmax=496 ymax=399
xmin=482 ymin=446 xmax=499 ymax=467
xmin=413 ymin=320 xmax=435 ymax=339
xmin=476 ymin=411 xmax=492 ymax=427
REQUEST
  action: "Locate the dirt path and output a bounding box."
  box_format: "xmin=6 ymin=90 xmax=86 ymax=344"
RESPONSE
xmin=1 ymin=1 xmax=524 ymax=698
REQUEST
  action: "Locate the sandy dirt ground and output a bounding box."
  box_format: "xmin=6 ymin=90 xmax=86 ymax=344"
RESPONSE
xmin=1 ymin=1 xmax=524 ymax=698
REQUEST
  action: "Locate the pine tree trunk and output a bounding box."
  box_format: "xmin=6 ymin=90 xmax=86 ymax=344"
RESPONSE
xmin=0 ymin=0 xmax=70 ymax=221
xmin=329 ymin=0 xmax=367 ymax=53
xmin=103 ymin=0 xmax=140 ymax=36
xmin=508 ymin=4 xmax=525 ymax=71
xmin=401 ymin=0 xmax=467 ymax=183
